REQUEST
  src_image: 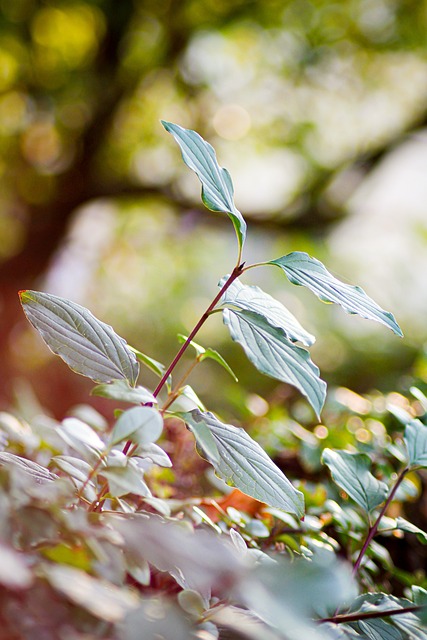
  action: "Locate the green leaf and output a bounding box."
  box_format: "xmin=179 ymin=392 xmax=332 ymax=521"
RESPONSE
xmin=395 ymin=517 xmax=427 ymax=544
xmin=127 ymin=346 xmax=166 ymax=378
xmin=110 ymin=406 xmax=163 ymax=446
xmin=162 ymin=121 xmax=246 ymax=254
xmin=91 ymin=379 xmax=155 ymax=405
xmin=19 ymin=290 xmax=139 ymax=384
xmin=269 ymin=252 xmax=403 ymax=336
xmin=322 ymin=449 xmax=388 ymax=513
xmin=404 ymin=418 xmax=427 ymax=469
xmin=177 ymin=334 xmax=238 ymax=381
xmin=184 ymin=409 xmax=304 ymax=517
xmin=223 ymin=307 xmax=326 ymax=418
xmin=220 ymin=278 xmax=315 ymax=347
xmin=132 ymin=442 xmax=172 ymax=468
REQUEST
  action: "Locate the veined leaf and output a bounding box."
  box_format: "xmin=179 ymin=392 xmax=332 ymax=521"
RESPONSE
xmin=19 ymin=290 xmax=139 ymax=385
xmin=162 ymin=121 xmax=246 ymax=254
xmin=91 ymin=379 xmax=156 ymax=405
xmin=270 ymin=252 xmax=403 ymax=336
xmin=0 ymin=452 xmax=58 ymax=485
xmin=404 ymin=418 xmax=427 ymax=469
xmin=322 ymin=449 xmax=388 ymax=513
xmin=184 ymin=409 xmax=304 ymax=516
xmin=220 ymin=278 xmax=315 ymax=347
xmin=223 ymin=307 xmax=326 ymax=418
xmin=110 ymin=406 xmax=163 ymax=446
xmin=102 ymin=460 xmax=152 ymax=498
xmin=357 ymin=618 xmax=403 ymax=640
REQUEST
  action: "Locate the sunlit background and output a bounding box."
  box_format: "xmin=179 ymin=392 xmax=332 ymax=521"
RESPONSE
xmin=1 ymin=0 xmax=427 ymax=419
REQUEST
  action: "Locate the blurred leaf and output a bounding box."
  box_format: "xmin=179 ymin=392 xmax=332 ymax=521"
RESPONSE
xmin=270 ymin=252 xmax=403 ymax=336
xmin=404 ymin=418 xmax=427 ymax=468
xmin=168 ymin=385 xmax=207 ymax=412
xmin=111 ymin=406 xmax=163 ymax=446
xmin=178 ymin=589 xmax=206 ymax=617
xmin=178 ymin=334 xmax=238 ymax=381
xmin=20 ymin=290 xmax=139 ymax=384
xmin=322 ymin=449 xmax=388 ymax=513
xmin=0 ymin=542 xmax=33 ymax=589
xmin=92 ymin=379 xmax=155 ymax=405
xmin=44 ymin=564 xmax=139 ymax=622
xmin=395 ymin=518 xmax=427 ymax=544
xmin=102 ymin=460 xmax=151 ymax=498
xmin=184 ymin=409 xmax=304 ymax=517
xmin=220 ymin=278 xmax=315 ymax=346
xmin=119 ymin=597 xmax=192 ymax=640
xmin=162 ymin=121 xmax=246 ymax=254
xmin=58 ymin=417 xmax=105 ymax=454
xmin=0 ymin=452 xmax=58 ymax=485
xmin=223 ymin=307 xmax=326 ymax=417
xmin=52 ymin=455 xmax=94 ymax=483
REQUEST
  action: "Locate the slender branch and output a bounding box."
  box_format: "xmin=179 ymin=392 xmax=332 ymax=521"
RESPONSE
xmin=352 ymin=468 xmax=409 ymax=576
xmin=320 ymin=604 xmax=425 ymax=625
xmin=152 ymin=264 xmax=245 ymax=399
xmin=161 ymin=357 xmax=201 ymax=413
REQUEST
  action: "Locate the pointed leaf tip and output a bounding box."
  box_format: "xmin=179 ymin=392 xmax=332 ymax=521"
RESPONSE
xmin=162 ymin=120 xmax=246 ymax=254
xmin=270 ymin=252 xmax=403 ymax=337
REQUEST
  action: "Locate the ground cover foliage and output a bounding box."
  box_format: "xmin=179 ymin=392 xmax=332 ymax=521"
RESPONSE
xmin=1 ymin=124 xmax=426 ymax=639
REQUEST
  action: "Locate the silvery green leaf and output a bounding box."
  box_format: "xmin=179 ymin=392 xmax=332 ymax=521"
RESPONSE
xmin=110 ymin=407 xmax=163 ymax=447
xmin=395 ymin=518 xmax=427 ymax=544
xmin=357 ymin=619 xmax=402 ymax=640
xmin=20 ymin=290 xmax=139 ymax=384
xmin=52 ymin=455 xmax=94 ymax=483
xmin=220 ymin=278 xmax=315 ymax=347
xmin=102 ymin=460 xmax=152 ymax=498
xmin=133 ymin=442 xmax=172 ymax=468
xmin=404 ymin=418 xmax=427 ymax=469
xmin=91 ymin=380 xmax=155 ymax=405
xmin=270 ymin=252 xmax=402 ymax=336
xmin=322 ymin=449 xmax=388 ymax=513
xmin=223 ymin=307 xmax=326 ymax=417
xmin=58 ymin=417 xmax=105 ymax=454
xmin=184 ymin=409 xmax=304 ymax=517
xmin=0 ymin=452 xmax=58 ymax=484
xmin=162 ymin=121 xmax=246 ymax=253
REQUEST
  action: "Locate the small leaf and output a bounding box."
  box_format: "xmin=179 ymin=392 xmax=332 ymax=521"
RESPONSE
xmin=220 ymin=278 xmax=315 ymax=346
xmin=270 ymin=252 xmax=403 ymax=336
xmin=110 ymin=406 xmax=163 ymax=446
xmin=91 ymin=379 xmax=155 ymax=405
xmin=52 ymin=455 xmax=94 ymax=484
xmin=223 ymin=307 xmax=326 ymax=418
xmin=184 ymin=409 xmax=304 ymax=517
xmin=177 ymin=334 xmax=238 ymax=381
xmin=19 ymin=290 xmax=139 ymax=384
xmin=201 ymin=348 xmax=238 ymax=382
xmin=162 ymin=121 xmax=246 ymax=254
xmin=322 ymin=449 xmax=388 ymax=513
xmin=127 ymin=346 xmax=166 ymax=377
xmin=44 ymin=565 xmax=138 ymax=622
xmin=404 ymin=418 xmax=427 ymax=469
xmin=102 ymin=460 xmax=152 ymax=498
xmin=132 ymin=442 xmax=172 ymax=468
xmin=168 ymin=385 xmax=207 ymax=412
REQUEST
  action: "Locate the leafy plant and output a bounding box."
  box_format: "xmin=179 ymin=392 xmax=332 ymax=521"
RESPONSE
xmin=0 ymin=121 xmax=423 ymax=638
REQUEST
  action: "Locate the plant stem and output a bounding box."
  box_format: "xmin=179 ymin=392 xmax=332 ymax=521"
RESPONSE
xmin=161 ymin=357 xmax=201 ymax=413
xmin=152 ymin=264 xmax=245 ymax=399
xmin=352 ymin=468 xmax=408 ymax=576
xmin=320 ymin=604 xmax=425 ymax=625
